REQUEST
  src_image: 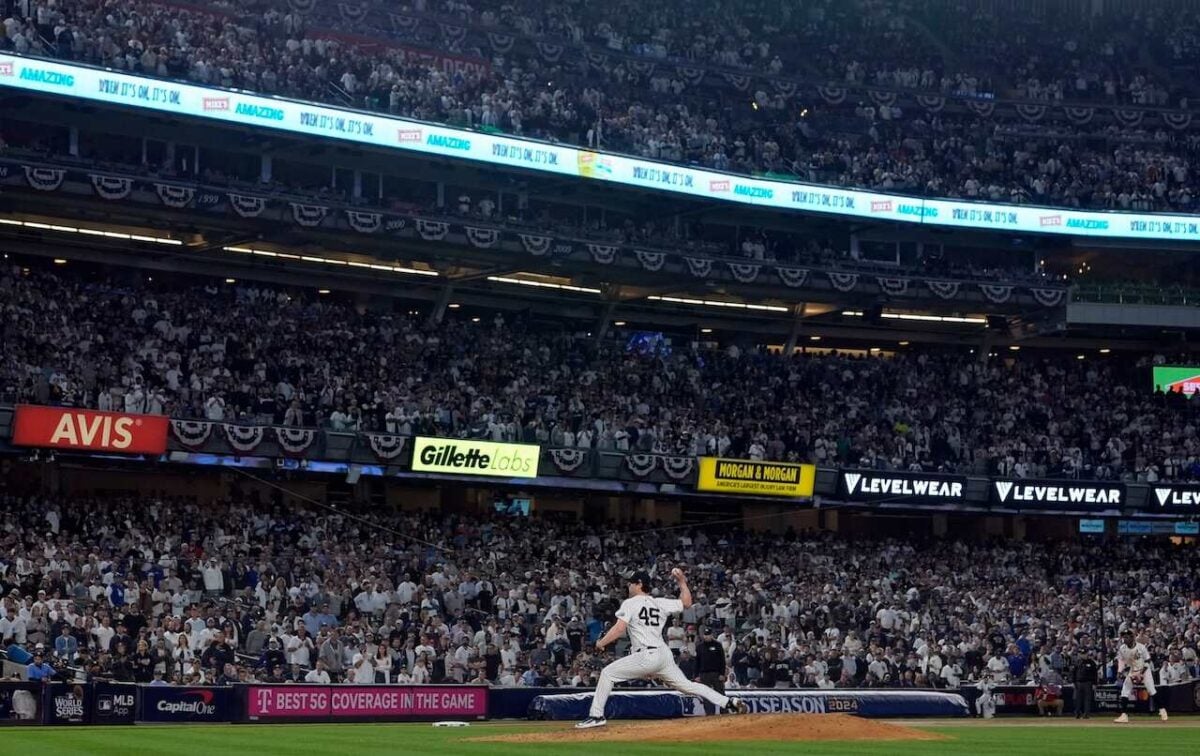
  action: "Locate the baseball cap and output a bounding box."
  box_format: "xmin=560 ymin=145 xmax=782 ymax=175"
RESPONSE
xmin=626 ymin=571 xmax=653 ymax=589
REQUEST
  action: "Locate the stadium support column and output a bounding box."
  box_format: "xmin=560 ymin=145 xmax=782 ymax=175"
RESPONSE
xmin=783 ymin=303 xmax=808 ymax=354
xmin=429 ymin=284 xmax=454 ymax=324
xmin=594 ymin=299 xmax=619 ymax=343
xmin=68 ymin=127 xmax=78 ymax=157
xmin=261 ymin=156 xmax=272 ymax=184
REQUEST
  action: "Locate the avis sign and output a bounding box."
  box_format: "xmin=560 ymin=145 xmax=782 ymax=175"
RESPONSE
xmin=992 ymin=479 xmax=1125 ymax=510
xmin=12 ymin=405 xmax=169 ymax=454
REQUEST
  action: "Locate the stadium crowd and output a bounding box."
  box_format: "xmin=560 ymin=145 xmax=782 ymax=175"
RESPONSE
xmin=2 ymin=0 xmax=1200 ymax=209
xmin=0 ymin=497 xmax=1196 ymax=691
xmin=0 ymin=264 xmax=1197 ymax=482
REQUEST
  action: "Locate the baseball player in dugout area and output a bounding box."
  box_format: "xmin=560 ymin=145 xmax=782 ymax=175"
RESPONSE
xmin=576 ymin=568 xmax=748 ymax=729
xmin=1114 ymin=629 xmax=1169 ymax=723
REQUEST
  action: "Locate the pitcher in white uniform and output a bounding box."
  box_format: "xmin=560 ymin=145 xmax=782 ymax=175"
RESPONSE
xmin=576 ymin=568 xmax=748 ymax=729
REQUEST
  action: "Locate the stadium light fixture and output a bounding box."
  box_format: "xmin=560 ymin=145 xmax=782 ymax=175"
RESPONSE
xmin=318 ymin=289 xmax=331 ymax=295
xmin=614 ymin=321 xmax=626 ymax=326
xmin=647 ymin=295 xmax=788 ymax=313
xmin=223 ymin=246 xmax=437 ymax=277
xmin=1100 ymin=348 xmax=1111 ymax=354
xmin=810 ymin=336 xmax=821 ymax=341
xmin=487 ymin=276 xmax=601 ymax=294
xmin=0 ymin=216 xmax=183 ymax=245
xmin=898 ymin=341 xmax=909 ymax=346
xmin=701 ymin=328 xmax=713 ymax=334
xmin=1009 ymin=346 xmax=1020 ymax=351
xmin=448 ymin=303 xmax=461 ymax=309
xmin=1077 ymin=354 xmax=1085 ymax=360
xmin=53 ymin=258 xmax=67 ymax=265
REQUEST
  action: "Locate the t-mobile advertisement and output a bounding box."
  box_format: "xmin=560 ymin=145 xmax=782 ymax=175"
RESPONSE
xmin=244 ymin=685 xmax=487 ymax=722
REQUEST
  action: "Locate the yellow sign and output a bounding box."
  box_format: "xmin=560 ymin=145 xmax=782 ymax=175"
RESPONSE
xmin=696 ymin=457 xmax=816 ymax=497
xmin=412 ymin=437 xmax=540 ymax=478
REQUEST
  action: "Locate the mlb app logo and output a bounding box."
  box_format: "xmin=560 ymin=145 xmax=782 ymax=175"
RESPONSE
xmin=97 ymin=696 xmax=114 ymax=713
xmin=397 ymin=129 xmax=422 ymax=143
xmin=203 ymin=97 xmax=230 ymax=111
xmin=709 ymin=180 xmax=730 ymax=192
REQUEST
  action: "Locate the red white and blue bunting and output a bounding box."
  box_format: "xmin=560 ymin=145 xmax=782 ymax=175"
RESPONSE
xmin=625 ymin=453 xmax=658 ymax=478
xmin=223 ymin=424 xmax=265 ymax=453
xmin=728 ymin=262 xmax=761 ymax=283
xmin=635 ymin=250 xmax=666 ymax=272
xmin=828 ymin=271 xmax=860 ymax=292
xmin=925 ymin=280 xmax=962 ymax=300
xmin=275 ymin=426 xmax=317 ymax=456
xmin=291 ymin=202 xmax=329 ymax=228
xmin=1030 ymin=287 xmax=1066 ymax=307
xmin=155 ymin=183 xmax=194 ymax=208
xmin=228 ymin=193 xmax=266 ymax=218
xmin=365 ymin=433 xmax=407 ymax=461
xmin=777 ymin=267 xmax=809 ymax=288
xmin=877 ymin=276 xmax=909 ymax=296
xmin=520 ymin=233 xmax=552 ymax=256
xmin=549 ymin=448 xmax=588 ymax=473
xmin=170 ymin=420 xmax=213 ymax=450
xmin=415 ymin=219 xmax=448 ymax=241
xmin=347 ymin=210 xmax=382 ymax=234
xmin=465 ymin=226 xmax=500 ymax=248
xmin=685 ymin=257 xmax=713 ymax=278
xmin=24 ymin=166 xmax=65 ymax=192
xmin=587 ymin=243 xmax=618 ymax=264
xmin=90 ymin=174 xmax=133 ymax=201
xmin=980 ymin=284 xmax=1014 ymax=304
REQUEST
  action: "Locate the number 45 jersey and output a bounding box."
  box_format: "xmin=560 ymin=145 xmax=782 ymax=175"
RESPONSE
xmin=616 ymin=595 xmax=684 ymax=650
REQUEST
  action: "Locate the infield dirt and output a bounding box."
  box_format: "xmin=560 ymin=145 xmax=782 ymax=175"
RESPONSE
xmin=468 ymin=713 xmax=950 ymax=744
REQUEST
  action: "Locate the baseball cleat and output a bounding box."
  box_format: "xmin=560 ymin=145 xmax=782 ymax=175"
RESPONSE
xmin=1159 ymin=708 xmax=1169 ymax=721
xmin=1113 ymin=713 xmax=1129 ymax=723
xmin=724 ymin=698 xmax=748 ymax=714
xmin=575 ymin=717 xmax=607 ymax=729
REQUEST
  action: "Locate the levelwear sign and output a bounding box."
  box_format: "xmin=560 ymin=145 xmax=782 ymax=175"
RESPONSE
xmin=838 ymin=470 xmax=968 ymax=503
xmin=11 ymin=405 xmax=169 ymax=454
xmin=696 ymin=458 xmax=816 ymax=497
xmin=411 ymin=437 xmax=539 ymax=478
xmin=992 ymin=480 xmax=1125 ymax=509
xmin=1149 ymin=484 xmax=1200 ymax=511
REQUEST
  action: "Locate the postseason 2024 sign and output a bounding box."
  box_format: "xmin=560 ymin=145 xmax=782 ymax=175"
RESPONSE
xmin=838 ymin=470 xmax=968 ymax=504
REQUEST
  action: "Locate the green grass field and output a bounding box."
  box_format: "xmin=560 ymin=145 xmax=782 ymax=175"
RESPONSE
xmin=5 ymin=719 xmax=1200 ymax=756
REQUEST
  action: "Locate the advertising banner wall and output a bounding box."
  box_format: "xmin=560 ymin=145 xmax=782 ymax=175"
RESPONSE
xmin=411 ymin=437 xmax=539 ymax=478
xmin=992 ymin=479 xmax=1126 ymax=510
xmin=838 ymin=469 xmax=968 ymax=503
xmin=45 ymin=683 xmax=89 ymax=725
xmin=0 ymin=681 xmax=42 ymax=725
xmin=11 ymin=405 xmax=168 ymax=454
xmin=4 ymin=51 xmax=1200 ymax=242
xmin=696 ymin=458 xmax=816 ymax=497
xmin=91 ymin=682 xmax=137 ymax=725
xmin=139 ymin=686 xmax=238 ymax=723
xmin=244 ymin=684 xmax=488 ymax=722
xmin=1147 ymin=483 xmax=1200 ymax=512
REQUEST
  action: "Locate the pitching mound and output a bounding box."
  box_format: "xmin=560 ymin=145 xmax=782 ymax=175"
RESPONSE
xmin=469 ymin=714 xmax=948 ymax=744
